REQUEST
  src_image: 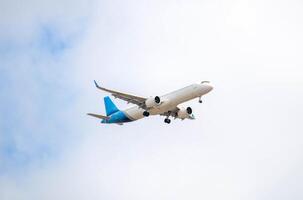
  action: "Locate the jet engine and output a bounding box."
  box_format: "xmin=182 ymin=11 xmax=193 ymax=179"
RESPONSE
xmin=145 ymin=96 xmax=161 ymax=108
xmin=177 ymin=107 xmax=193 ymax=119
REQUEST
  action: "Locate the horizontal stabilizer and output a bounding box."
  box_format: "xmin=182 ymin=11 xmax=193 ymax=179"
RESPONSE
xmin=87 ymin=113 xmax=110 ymax=120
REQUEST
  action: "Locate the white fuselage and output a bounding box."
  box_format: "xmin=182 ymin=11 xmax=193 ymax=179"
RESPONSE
xmin=124 ymin=83 xmax=213 ymax=121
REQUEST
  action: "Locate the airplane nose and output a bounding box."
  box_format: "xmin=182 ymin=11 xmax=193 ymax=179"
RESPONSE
xmin=200 ymin=82 xmax=213 ymax=94
xmin=203 ymin=84 xmax=213 ymax=93
xmin=207 ymin=85 xmax=213 ymax=92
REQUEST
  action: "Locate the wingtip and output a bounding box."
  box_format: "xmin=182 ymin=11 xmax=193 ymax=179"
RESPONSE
xmin=93 ymin=80 xmax=99 ymax=88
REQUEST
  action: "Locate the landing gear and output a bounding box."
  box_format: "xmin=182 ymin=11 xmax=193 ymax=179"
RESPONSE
xmin=164 ymin=118 xmax=171 ymax=124
xmin=198 ymin=97 xmax=202 ymax=103
xmin=143 ymin=111 xmax=150 ymax=117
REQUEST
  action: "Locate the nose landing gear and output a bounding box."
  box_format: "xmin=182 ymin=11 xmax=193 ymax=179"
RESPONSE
xmin=198 ymin=97 xmax=202 ymax=103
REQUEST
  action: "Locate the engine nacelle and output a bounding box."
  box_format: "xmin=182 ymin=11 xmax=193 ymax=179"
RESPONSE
xmin=177 ymin=107 xmax=193 ymax=119
xmin=145 ymin=96 xmax=161 ymax=108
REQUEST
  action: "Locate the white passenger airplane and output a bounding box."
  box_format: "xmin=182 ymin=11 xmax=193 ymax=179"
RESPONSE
xmin=88 ymin=81 xmax=213 ymax=125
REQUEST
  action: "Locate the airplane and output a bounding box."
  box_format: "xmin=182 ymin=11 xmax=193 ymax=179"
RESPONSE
xmin=88 ymin=81 xmax=213 ymax=125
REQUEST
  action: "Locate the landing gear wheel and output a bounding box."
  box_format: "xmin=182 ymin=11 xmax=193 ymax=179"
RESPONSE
xmin=143 ymin=111 xmax=150 ymax=117
xmin=164 ymin=118 xmax=171 ymax=124
xmin=198 ymin=97 xmax=202 ymax=103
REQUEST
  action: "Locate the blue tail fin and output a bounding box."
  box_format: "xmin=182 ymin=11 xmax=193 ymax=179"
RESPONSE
xmin=104 ymin=96 xmax=119 ymax=116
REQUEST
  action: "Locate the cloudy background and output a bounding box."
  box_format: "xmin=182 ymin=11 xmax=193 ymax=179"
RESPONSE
xmin=1 ymin=0 xmax=303 ymax=199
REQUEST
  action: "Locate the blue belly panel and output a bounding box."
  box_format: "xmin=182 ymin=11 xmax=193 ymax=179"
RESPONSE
xmin=101 ymin=111 xmax=132 ymax=124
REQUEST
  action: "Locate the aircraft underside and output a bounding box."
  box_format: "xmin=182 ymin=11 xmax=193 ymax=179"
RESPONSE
xmin=88 ymin=81 xmax=213 ymax=124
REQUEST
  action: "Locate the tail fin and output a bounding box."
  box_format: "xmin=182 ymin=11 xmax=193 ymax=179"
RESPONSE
xmin=104 ymin=96 xmax=119 ymax=116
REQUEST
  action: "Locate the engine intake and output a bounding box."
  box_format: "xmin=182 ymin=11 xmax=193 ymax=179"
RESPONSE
xmin=177 ymin=107 xmax=193 ymax=119
xmin=186 ymin=107 xmax=192 ymax=114
xmin=145 ymin=96 xmax=161 ymax=108
xmin=155 ymin=96 xmax=160 ymax=104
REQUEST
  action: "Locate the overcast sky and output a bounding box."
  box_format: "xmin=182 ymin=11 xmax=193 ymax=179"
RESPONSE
xmin=1 ymin=0 xmax=303 ymax=199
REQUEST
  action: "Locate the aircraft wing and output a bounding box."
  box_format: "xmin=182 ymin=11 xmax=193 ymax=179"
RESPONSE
xmin=93 ymin=80 xmax=147 ymax=107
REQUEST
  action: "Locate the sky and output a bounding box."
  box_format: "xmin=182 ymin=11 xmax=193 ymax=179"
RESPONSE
xmin=0 ymin=0 xmax=303 ymax=199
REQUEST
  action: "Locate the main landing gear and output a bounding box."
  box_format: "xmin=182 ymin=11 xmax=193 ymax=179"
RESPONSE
xmin=164 ymin=118 xmax=171 ymax=124
xmin=143 ymin=111 xmax=150 ymax=117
